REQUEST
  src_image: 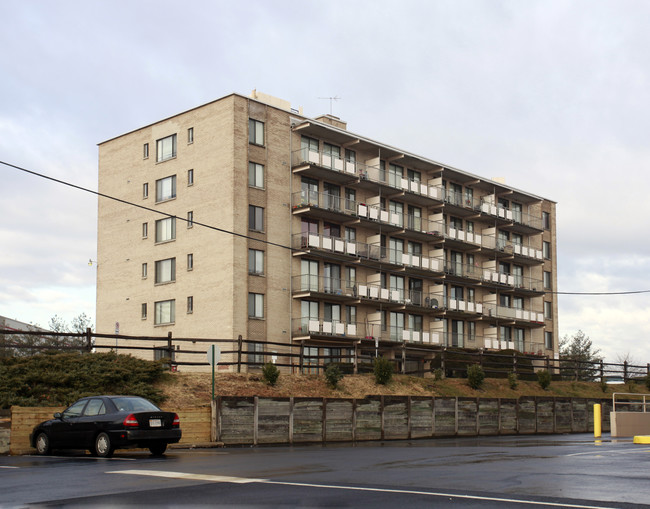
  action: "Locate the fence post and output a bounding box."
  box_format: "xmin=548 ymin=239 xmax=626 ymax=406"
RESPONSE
xmin=353 ymin=342 xmax=358 ymax=375
xmin=85 ymin=328 xmax=92 ymax=353
xmin=401 ymin=343 xmax=406 ymax=374
xmin=167 ymin=332 xmax=173 ymax=369
xmin=479 ymin=349 xmax=483 ymax=369
xmin=299 ymin=344 xmax=304 ymax=373
xmin=237 ymin=335 xmax=243 ymax=373
xmin=441 ymin=348 xmax=446 ymax=376
xmin=600 ymin=360 xmax=604 ymax=382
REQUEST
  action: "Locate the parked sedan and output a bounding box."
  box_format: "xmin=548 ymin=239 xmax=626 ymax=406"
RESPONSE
xmin=30 ymin=395 xmax=181 ymax=457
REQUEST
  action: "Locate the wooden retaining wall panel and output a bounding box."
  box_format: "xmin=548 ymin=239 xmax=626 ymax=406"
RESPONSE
xmin=518 ymin=397 xmax=537 ymax=433
xmin=355 ymin=397 xmax=381 ymax=441
xmin=478 ymin=399 xmax=499 ymax=435
xmin=572 ymin=399 xmax=588 ymax=432
xmin=536 ymin=398 xmax=555 ymax=433
xmin=499 ymin=399 xmax=518 ymax=434
xmin=175 ymin=407 xmax=211 ymax=443
xmin=293 ymin=398 xmax=323 ymax=443
xmin=11 ymin=406 xmax=64 ymax=455
xmin=410 ymin=397 xmax=433 ymax=438
xmin=555 ymin=399 xmax=572 ymax=433
xmin=325 ymin=399 xmax=354 ymax=442
xmin=457 ymin=398 xmax=478 ymax=435
xmin=600 ymin=400 xmax=612 ymax=432
xmin=257 ymin=398 xmax=290 ymax=444
xmin=219 ymin=397 xmax=255 ymax=445
xmin=383 ymin=397 xmax=408 ymax=440
xmin=433 ymin=397 xmax=456 ymax=436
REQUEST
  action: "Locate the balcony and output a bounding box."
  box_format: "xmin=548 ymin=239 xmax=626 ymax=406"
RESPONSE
xmin=292 ymin=318 xmax=360 ymax=341
xmin=291 ymin=232 xmax=446 ymax=275
xmin=482 ymin=304 xmax=545 ymax=325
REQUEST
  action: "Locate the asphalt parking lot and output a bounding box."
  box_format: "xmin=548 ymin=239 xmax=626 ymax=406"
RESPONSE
xmin=2 ymin=433 xmax=650 ymax=508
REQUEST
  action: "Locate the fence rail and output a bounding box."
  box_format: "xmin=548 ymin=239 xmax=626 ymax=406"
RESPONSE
xmin=1 ymin=329 xmax=648 ymax=381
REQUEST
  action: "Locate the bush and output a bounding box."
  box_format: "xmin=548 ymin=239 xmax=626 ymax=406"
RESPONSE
xmin=537 ymin=369 xmax=551 ymax=390
xmin=432 ymin=368 xmax=443 ymax=381
xmin=646 ymin=375 xmax=650 ymax=391
xmin=262 ymin=362 xmax=280 ymax=387
xmin=373 ymin=357 xmax=393 ymax=385
xmin=508 ymin=372 xmax=518 ymax=390
xmin=467 ymin=364 xmax=485 ymax=390
xmin=0 ymin=352 xmax=166 ymax=408
xmin=324 ymin=364 xmax=344 ymax=389
xmin=600 ymin=380 xmax=608 ymax=393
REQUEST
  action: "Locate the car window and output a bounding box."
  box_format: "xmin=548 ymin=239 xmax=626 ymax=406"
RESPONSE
xmin=112 ymin=397 xmax=160 ymax=412
xmin=83 ymin=399 xmax=106 ymax=417
xmin=62 ymin=400 xmax=87 ymax=419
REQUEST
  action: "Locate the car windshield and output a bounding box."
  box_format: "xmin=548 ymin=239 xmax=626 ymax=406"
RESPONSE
xmin=111 ymin=397 xmax=160 ymax=413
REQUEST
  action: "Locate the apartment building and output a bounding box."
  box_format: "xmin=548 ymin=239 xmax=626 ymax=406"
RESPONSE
xmin=96 ymin=91 xmax=558 ymax=371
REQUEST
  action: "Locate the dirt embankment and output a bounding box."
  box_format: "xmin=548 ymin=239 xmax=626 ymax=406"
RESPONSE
xmin=158 ymin=372 xmax=634 ymax=408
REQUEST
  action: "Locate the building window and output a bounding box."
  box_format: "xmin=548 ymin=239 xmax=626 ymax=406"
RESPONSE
xmin=545 ymin=331 xmax=553 ymax=349
xmin=248 ymin=293 xmax=264 ymax=319
xmin=155 ymin=217 xmax=176 ymax=243
xmin=188 ymin=169 xmax=194 ymax=186
xmin=187 ymin=296 xmax=194 ymax=314
xmin=543 ymin=241 xmax=551 ymax=259
xmin=187 ymin=127 xmax=194 ymax=144
xmin=248 ymin=162 xmax=264 ymax=188
xmin=141 ymin=303 xmax=147 ymax=319
xmin=248 ymin=119 xmax=264 ymax=145
xmin=248 ymin=249 xmax=264 ymax=275
xmin=187 ymin=253 xmax=193 ymax=271
xmin=143 ymin=182 xmax=149 ymax=199
xmin=154 ymin=300 xmax=175 ymax=325
xmin=544 ymin=271 xmax=552 ymax=289
xmin=142 ymin=263 xmax=148 ymax=278
xmin=543 ymin=211 xmax=551 ymax=230
xmin=187 ymin=211 xmax=194 ymax=228
xmin=155 ymin=175 xmax=176 ymax=202
xmin=249 ymin=205 xmax=264 ymax=231
xmin=156 ymin=134 xmax=177 ymax=162
xmin=155 ymin=258 xmax=176 ymax=284
xmin=142 ymin=222 xmax=148 ymax=238
xmin=143 ymin=143 xmax=149 ymax=159
xmin=544 ymin=301 xmax=552 ymax=319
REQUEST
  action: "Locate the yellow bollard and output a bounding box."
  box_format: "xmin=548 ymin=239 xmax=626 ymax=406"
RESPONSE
xmin=594 ymin=403 xmax=602 ymax=438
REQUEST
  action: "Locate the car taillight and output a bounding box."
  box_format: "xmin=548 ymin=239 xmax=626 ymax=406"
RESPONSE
xmin=172 ymin=413 xmax=180 ymax=427
xmin=123 ymin=414 xmax=139 ymax=427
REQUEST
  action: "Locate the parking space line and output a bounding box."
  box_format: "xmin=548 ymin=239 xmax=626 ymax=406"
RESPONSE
xmin=0 ymin=466 xmax=19 ymax=469
xmin=107 ymin=470 xmax=619 ymax=508
xmin=566 ymin=448 xmax=650 ymax=457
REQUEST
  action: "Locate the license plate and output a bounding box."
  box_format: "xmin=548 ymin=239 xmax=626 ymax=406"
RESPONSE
xmin=149 ymin=418 xmax=162 ymax=427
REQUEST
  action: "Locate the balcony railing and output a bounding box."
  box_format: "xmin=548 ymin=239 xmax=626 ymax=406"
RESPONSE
xmin=483 ymin=304 xmax=544 ymax=323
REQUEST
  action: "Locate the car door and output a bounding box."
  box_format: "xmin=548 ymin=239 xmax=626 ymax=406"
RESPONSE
xmin=76 ymin=398 xmax=108 ymax=448
xmin=49 ymin=399 xmax=88 ymax=448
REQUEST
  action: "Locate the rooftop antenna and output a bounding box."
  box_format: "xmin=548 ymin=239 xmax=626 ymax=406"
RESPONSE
xmin=318 ymin=96 xmax=341 ymax=115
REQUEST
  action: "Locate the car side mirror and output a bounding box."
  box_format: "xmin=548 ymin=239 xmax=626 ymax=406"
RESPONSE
xmin=54 ymin=412 xmax=62 ymax=419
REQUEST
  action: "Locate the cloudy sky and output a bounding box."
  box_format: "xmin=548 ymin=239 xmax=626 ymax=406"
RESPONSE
xmin=1 ymin=0 xmax=649 ymax=363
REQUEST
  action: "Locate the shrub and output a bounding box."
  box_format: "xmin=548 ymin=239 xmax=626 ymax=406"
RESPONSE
xmin=325 ymin=363 xmax=344 ymax=389
xmin=467 ymin=364 xmax=485 ymax=390
xmin=373 ymin=356 xmax=393 ymax=385
xmin=646 ymin=375 xmax=650 ymax=391
xmin=432 ymin=368 xmax=443 ymax=381
xmin=537 ymin=369 xmax=551 ymax=390
xmin=262 ymin=362 xmax=280 ymax=387
xmin=600 ymin=380 xmax=608 ymax=393
xmin=508 ymin=371 xmax=518 ymax=390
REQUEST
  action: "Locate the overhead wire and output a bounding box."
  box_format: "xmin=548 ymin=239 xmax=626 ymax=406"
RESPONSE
xmin=2 ymin=159 xmax=649 ymax=298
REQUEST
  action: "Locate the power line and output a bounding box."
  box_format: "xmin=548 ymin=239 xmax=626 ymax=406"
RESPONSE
xmin=3 ymin=159 xmax=650 ymax=298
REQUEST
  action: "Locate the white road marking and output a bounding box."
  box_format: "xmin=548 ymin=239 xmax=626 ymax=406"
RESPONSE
xmin=566 ymin=447 xmax=650 ymax=457
xmin=107 ymin=469 xmax=619 ymax=508
xmin=0 ymin=466 xmax=19 ymax=469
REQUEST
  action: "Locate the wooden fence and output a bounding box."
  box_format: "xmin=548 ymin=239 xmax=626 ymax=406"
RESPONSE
xmin=2 ymin=328 xmax=648 ymax=382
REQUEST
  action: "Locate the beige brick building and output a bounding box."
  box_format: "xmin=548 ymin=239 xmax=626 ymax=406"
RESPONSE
xmin=96 ymin=91 xmax=558 ymax=371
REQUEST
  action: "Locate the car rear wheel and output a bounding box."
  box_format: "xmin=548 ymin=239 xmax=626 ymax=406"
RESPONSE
xmin=149 ymin=442 xmax=167 ymax=456
xmin=35 ymin=432 xmax=51 ymax=455
xmin=94 ymin=432 xmax=114 ymax=458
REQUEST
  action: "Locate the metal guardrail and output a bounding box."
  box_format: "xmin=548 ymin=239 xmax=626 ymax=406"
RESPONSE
xmin=612 ymin=392 xmax=650 ymax=412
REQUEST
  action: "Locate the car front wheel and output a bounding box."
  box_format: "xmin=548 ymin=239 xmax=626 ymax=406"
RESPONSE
xmin=149 ymin=442 xmax=167 ymax=456
xmin=93 ymin=432 xmax=114 ymax=458
xmin=35 ymin=432 xmax=51 ymax=455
